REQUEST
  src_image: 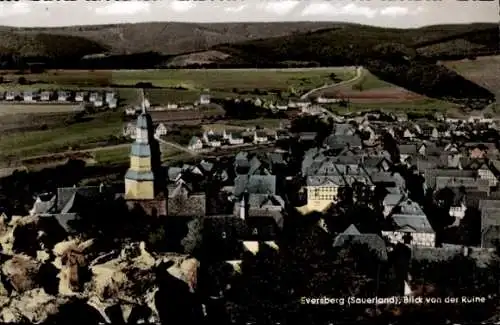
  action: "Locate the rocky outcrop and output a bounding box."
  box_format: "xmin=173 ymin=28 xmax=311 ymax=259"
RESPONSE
xmin=0 ymin=215 xmax=200 ymax=324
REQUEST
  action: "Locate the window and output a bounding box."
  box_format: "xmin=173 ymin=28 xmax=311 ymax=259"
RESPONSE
xmin=221 ymin=231 xmax=226 ymax=239
xmin=252 ymin=228 xmax=258 ymax=235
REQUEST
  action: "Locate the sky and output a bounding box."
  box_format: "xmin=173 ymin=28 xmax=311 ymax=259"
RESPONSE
xmin=0 ymin=0 xmax=497 ymax=28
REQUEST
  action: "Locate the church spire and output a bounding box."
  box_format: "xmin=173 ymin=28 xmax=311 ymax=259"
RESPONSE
xmin=141 ymin=88 xmax=146 ymax=114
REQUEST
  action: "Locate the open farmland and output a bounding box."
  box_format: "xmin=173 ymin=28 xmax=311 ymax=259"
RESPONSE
xmin=443 ymin=56 xmax=500 ymax=101
xmin=110 ymin=68 xmax=356 ymax=91
xmin=0 ymin=111 xmax=123 ymax=161
xmin=0 ymin=103 xmax=83 ymax=115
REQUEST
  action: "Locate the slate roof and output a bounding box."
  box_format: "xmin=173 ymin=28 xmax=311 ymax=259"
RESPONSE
xmin=307 ymin=175 xmax=346 ymax=187
xmin=399 ymin=144 xmax=418 ymax=155
xmin=31 ymin=195 xmax=56 ymax=215
xmin=480 ymin=208 xmax=500 ymax=229
xmin=435 ymin=177 xmax=489 ymax=192
xmin=125 ymin=170 xmax=155 ymax=181
xmin=323 ymin=134 xmax=362 ymax=148
xmin=391 ymin=214 xmax=434 ymax=233
xmin=411 ymin=247 xmax=462 ymax=262
xmin=234 ymin=175 xmax=276 ymax=197
xmin=130 ymin=143 xmax=152 ymax=157
xmin=383 ymin=193 xmax=404 ymax=206
xmin=333 ymin=123 xmax=355 ymax=135
xmin=167 ymin=167 xmax=183 ymax=182
xmin=247 ymin=194 xmax=285 ymax=209
xmin=424 ymin=169 xmax=477 ymax=189
xmin=56 ymin=186 xmax=106 ymax=212
xmin=167 ymin=182 xmax=206 ymax=217
xmin=482 ymin=225 xmax=500 ymax=249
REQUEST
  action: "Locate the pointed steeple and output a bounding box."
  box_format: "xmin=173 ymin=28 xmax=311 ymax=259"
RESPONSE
xmin=141 ymin=88 xmax=146 ymax=114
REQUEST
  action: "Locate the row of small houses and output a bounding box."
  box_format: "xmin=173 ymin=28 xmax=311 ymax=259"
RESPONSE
xmin=123 ymin=93 xmax=333 ymax=116
xmin=0 ymin=90 xmax=118 ymax=108
xmin=188 ymin=129 xmax=290 ymax=150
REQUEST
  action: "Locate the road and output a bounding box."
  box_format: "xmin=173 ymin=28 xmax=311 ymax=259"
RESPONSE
xmin=154 ymin=135 xmax=200 ymax=156
xmin=300 ymin=66 xmax=364 ymax=100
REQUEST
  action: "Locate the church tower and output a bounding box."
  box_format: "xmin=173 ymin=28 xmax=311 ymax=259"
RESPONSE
xmin=124 ymin=89 xmax=161 ymax=200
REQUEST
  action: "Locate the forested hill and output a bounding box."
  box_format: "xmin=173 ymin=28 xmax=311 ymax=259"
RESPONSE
xmin=211 ymin=23 xmax=498 ymax=108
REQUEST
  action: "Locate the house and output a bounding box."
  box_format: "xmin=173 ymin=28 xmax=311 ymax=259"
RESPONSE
xmin=155 ymin=123 xmax=167 ymax=137
xmin=5 ymin=91 xmax=16 ymax=101
xmin=122 ymin=123 xmax=136 ymax=139
xmin=40 ymin=91 xmax=51 ymax=101
xmin=108 ymin=98 xmax=118 ymax=109
xmin=166 ymin=103 xmax=179 ymax=110
xmin=57 ymin=91 xmax=70 ymax=102
xmin=315 ymin=95 xmax=338 ymax=104
xmin=93 ymin=96 xmax=104 ymax=108
xmin=333 ymin=225 xmax=388 ymax=261
xmin=253 ymin=131 xmax=269 ymax=144
xmin=89 ymin=92 xmax=99 ymax=103
xmin=275 ymin=101 xmax=288 ymax=111
xmin=199 ymin=94 xmax=210 ymax=105
xmin=306 ymin=175 xmax=346 ymax=210
xmin=383 ymin=193 xmax=405 ymax=217
xmin=203 ymin=131 xmax=223 ymax=147
xmin=477 ymin=162 xmax=497 ymax=187
xmin=125 ymin=107 xmax=137 ymax=116
xmin=233 ymin=175 xmax=276 ymax=197
xmin=227 ymin=131 xmax=244 ymax=145
xmin=167 ymin=180 xmax=206 ymax=217
xmin=323 ymin=134 xmax=362 ymax=150
xmin=233 ymin=193 xmax=285 ymax=229
xmin=188 ymin=136 xmax=203 ymax=151
xmin=105 ymin=91 xmax=116 ymax=104
xmin=383 ymin=214 xmax=435 ymax=247
xmin=275 ymin=129 xmax=290 ymax=141
xmin=254 ymin=98 xmax=263 ymax=107
xmin=301 ymin=105 xmax=323 ymax=116
xmin=75 ymin=92 xmax=86 ymax=102
xmin=23 ymin=90 xmax=36 ymax=102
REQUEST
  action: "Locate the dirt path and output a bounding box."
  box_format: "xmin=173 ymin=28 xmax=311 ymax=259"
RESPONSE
xmin=300 ymin=66 xmax=364 ymax=100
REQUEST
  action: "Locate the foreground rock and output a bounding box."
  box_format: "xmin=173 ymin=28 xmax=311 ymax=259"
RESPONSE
xmin=0 ymin=216 xmax=200 ymax=323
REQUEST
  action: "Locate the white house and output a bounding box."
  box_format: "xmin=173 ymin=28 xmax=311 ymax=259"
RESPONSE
xmin=23 ymin=91 xmax=35 ymax=102
xmin=449 ymin=202 xmax=466 ymax=220
xmin=5 ymin=91 xmax=16 ymax=101
xmin=105 ymin=91 xmax=116 ymax=104
xmin=155 ymin=123 xmax=167 ymax=137
xmin=276 ymin=102 xmax=288 ymax=111
xmin=122 ymin=122 xmax=136 ymax=139
xmin=316 ymin=96 xmax=338 ymax=104
xmin=93 ymin=96 xmax=104 ymax=108
xmin=188 ymin=136 xmax=203 ymax=151
xmin=89 ymin=92 xmax=99 ymax=103
xmin=253 ymin=131 xmax=269 ymax=144
xmin=57 ymin=91 xmax=69 ymax=102
xmin=200 ymin=94 xmax=210 ymax=105
xmin=478 ymin=163 xmax=497 ymax=187
xmin=254 ymin=98 xmax=263 ymax=107
xmin=166 ymin=103 xmax=179 ymax=110
xmin=382 ymin=214 xmax=435 ymax=247
xmin=125 ymin=107 xmax=136 ymax=116
xmin=75 ymin=92 xmax=85 ymax=102
xmin=203 ymin=131 xmax=222 ymax=147
xmin=40 ymin=91 xmax=51 ymax=101
xmin=108 ymin=98 xmax=118 ymax=109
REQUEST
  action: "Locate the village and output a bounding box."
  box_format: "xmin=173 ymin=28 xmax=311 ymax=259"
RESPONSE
xmin=0 ymin=88 xmax=500 ymax=323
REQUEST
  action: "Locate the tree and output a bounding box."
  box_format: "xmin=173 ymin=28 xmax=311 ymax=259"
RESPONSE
xmin=181 ymin=217 xmax=204 ymax=256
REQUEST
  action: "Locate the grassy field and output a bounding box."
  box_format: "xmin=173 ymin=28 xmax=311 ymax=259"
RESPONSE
xmin=352 ymin=71 xmax=394 ymax=90
xmin=327 ymin=98 xmax=460 ymax=114
xmin=92 ymin=142 xmax=184 ymax=165
xmin=111 ymin=68 xmax=356 ymax=91
xmin=0 ymin=103 xmax=83 ymax=115
xmin=0 ymin=111 xmax=123 ymax=159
